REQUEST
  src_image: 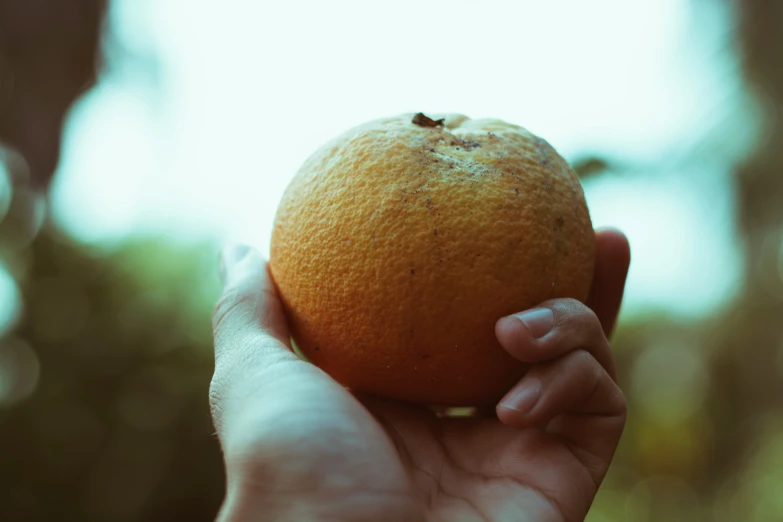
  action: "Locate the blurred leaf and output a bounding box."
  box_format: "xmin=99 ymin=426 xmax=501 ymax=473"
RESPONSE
xmin=571 ymin=156 xmax=613 ymax=179
xmin=0 ymin=226 xmax=224 ymax=522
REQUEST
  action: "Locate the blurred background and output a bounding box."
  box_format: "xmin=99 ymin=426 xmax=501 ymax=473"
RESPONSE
xmin=0 ymin=0 xmax=781 ymax=520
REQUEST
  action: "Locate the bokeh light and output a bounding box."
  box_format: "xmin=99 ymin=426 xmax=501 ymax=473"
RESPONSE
xmin=0 ymin=152 xmax=12 ymax=222
xmin=632 ymin=340 xmax=710 ymax=424
xmin=0 ymin=338 xmax=40 ymax=406
xmin=0 ymin=265 xmax=21 ymax=338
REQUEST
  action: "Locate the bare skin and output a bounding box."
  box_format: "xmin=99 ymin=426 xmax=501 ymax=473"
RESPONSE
xmin=210 ymin=229 xmax=631 ymax=522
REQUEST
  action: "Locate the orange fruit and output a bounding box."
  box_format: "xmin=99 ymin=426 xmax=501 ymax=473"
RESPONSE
xmin=269 ymin=113 xmax=594 ymax=406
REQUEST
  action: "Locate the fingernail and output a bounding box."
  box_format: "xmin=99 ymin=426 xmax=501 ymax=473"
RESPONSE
xmin=514 ymin=308 xmax=554 ymax=339
xmin=499 ymin=379 xmax=541 ymax=413
xmin=219 ymin=244 xmax=251 ymax=283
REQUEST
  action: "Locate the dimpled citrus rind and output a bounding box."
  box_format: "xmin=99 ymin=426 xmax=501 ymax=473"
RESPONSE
xmin=269 ymin=113 xmax=594 ymax=406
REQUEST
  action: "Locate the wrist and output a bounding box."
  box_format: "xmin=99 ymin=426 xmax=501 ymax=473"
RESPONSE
xmin=217 ymin=489 xmax=424 ymax=522
xmin=217 ymin=466 xmax=424 ymax=522
xmin=217 ymin=437 xmax=424 ymax=522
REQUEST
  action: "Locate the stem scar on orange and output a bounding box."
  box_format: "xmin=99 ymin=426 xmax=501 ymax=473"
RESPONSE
xmin=269 ymin=113 xmax=595 ymax=406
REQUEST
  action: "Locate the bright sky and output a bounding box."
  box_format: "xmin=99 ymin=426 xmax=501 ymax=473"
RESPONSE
xmin=47 ymin=0 xmax=750 ymax=319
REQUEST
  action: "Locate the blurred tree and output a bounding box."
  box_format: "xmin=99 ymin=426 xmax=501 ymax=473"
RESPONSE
xmin=707 ymin=0 xmax=783 ymax=494
xmin=0 ymin=228 xmax=224 ymax=522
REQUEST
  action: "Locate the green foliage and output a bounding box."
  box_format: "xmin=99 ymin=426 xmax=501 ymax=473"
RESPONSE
xmin=0 ymin=228 xmax=224 ymax=522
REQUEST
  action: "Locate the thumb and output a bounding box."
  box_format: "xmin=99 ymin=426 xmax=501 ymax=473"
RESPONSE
xmin=210 ymin=244 xmax=295 ymax=435
xmin=213 ymin=244 xmax=290 ymax=356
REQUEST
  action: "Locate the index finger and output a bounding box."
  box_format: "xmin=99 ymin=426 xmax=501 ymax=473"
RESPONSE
xmin=496 ymin=298 xmax=617 ymax=381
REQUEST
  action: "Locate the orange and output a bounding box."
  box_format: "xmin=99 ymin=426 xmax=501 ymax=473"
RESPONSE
xmin=269 ymin=113 xmax=595 ymax=406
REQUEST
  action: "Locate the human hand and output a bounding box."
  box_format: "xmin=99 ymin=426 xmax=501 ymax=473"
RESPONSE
xmin=210 ymin=229 xmax=630 ymax=522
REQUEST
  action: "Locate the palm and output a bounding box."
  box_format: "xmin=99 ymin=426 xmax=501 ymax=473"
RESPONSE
xmin=374 ymin=403 xmax=605 ymax=522
xmin=271 ymin=365 xmax=613 ymax=522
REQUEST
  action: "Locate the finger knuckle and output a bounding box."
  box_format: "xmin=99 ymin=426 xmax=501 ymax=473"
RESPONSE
xmin=560 ymin=306 xmax=603 ymax=343
xmin=208 ymin=374 xmax=227 ymax=430
xmin=617 ymin=393 xmax=628 ymax=417
xmin=611 ymin=384 xmax=628 ymax=416
xmin=212 ymin=288 xmax=256 ymax=333
xmin=570 ymin=349 xmax=603 ymax=381
xmin=573 ymin=348 xmax=598 ymax=368
xmin=547 ymin=297 xmax=587 ymax=316
xmin=560 ymin=297 xmax=586 ymax=310
xmin=545 ymin=298 xmax=598 ymax=328
xmin=208 ymin=334 xmax=271 ymax=430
